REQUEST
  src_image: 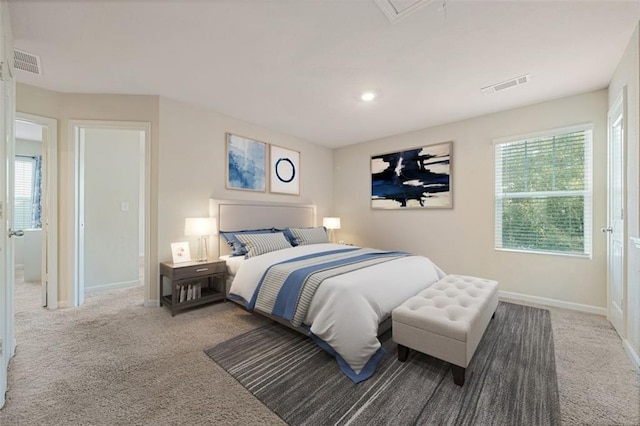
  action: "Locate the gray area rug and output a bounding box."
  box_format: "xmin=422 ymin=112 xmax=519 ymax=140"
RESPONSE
xmin=205 ymin=302 xmax=561 ymax=425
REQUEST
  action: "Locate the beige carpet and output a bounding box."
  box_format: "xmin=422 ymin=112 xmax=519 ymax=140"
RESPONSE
xmin=0 ymin=280 xmax=638 ymax=425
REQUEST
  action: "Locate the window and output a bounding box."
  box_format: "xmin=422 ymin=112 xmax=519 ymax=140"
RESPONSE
xmin=495 ymin=125 xmax=592 ymax=256
xmin=14 ymin=155 xmax=42 ymax=230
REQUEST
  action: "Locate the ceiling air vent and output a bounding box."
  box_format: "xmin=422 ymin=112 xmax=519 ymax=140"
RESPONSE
xmin=14 ymin=49 xmax=42 ymax=75
xmin=481 ymin=74 xmax=530 ymax=95
xmin=375 ymin=0 xmax=435 ymax=23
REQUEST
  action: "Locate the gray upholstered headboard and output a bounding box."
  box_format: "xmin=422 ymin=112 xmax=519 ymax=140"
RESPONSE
xmin=209 ymin=199 xmax=317 ymax=255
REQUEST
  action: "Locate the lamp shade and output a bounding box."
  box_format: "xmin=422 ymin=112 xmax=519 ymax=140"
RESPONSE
xmin=184 ymin=217 xmax=217 ymax=236
xmin=322 ymin=217 xmax=341 ymax=230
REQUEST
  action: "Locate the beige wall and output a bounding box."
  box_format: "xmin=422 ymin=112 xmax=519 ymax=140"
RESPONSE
xmin=83 ymin=128 xmax=141 ymax=291
xmin=609 ymin=24 xmax=640 ymax=363
xmin=14 ymin=82 xmax=615 ymax=315
xmin=16 ymin=85 xmax=334 ymax=305
xmin=334 ymin=90 xmax=608 ymax=310
xmin=16 ymin=83 xmax=160 ymax=306
xmin=157 ymin=97 xmax=334 ymax=269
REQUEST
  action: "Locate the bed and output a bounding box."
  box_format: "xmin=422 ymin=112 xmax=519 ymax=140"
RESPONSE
xmin=210 ymin=199 xmax=445 ymax=383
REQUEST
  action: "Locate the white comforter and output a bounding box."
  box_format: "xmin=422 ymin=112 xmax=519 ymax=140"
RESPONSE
xmin=229 ymin=243 xmax=445 ymax=380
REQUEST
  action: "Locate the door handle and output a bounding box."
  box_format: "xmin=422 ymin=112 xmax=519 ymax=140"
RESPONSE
xmin=601 ymin=227 xmax=613 ymax=233
xmin=8 ymin=228 xmax=24 ymax=238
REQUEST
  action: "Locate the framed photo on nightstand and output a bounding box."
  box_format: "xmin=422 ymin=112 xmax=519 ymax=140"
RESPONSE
xmin=170 ymin=242 xmax=191 ymax=264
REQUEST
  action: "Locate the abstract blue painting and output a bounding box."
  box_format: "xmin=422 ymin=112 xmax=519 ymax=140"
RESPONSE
xmin=371 ymin=141 xmax=452 ymax=209
xmin=226 ymin=133 xmax=267 ymax=192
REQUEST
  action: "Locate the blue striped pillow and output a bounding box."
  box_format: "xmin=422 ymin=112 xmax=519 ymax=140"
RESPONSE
xmin=220 ymin=228 xmax=274 ymax=256
xmin=275 ymin=228 xmax=299 ymax=246
xmin=235 ymin=232 xmax=293 ymax=258
xmin=287 ymin=227 xmax=328 ymax=246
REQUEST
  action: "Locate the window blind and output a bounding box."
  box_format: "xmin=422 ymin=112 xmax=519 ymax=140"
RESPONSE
xmin=495 ymin=125 xmax=592 ymax=256
xmin=14 ymin=156 xmax=36 ymax=230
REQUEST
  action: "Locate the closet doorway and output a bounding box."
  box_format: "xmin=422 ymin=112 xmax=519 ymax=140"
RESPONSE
xmin=71 ymin=121 xmax=150 ymax=306
xmin=14 ymin=112 xmax=58 ymax=309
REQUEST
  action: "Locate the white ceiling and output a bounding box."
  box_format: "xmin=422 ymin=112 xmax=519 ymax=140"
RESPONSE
xmin=9 ymin=0 xmax=640 ymax=148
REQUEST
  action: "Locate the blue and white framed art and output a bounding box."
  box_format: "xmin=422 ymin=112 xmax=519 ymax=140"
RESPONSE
xmin=226 ymin=133 xmax=267 ymax=192
xmin=371 ymin=141 xmax=452 ymax=209
xmin=270 ymin=145 xmax=300 ymax=195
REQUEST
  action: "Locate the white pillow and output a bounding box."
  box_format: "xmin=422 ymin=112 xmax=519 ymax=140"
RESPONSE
xmin=288 ymin=227 xmax=329 ymax=246
xmin=235 ymin=232 xmax=292 ymax=258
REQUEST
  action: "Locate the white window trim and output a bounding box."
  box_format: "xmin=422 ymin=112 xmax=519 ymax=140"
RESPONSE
xmin=493 ymin=123 xmax=593 ymax=257
xmin=493 ymin=123 xmax=593 ymax=146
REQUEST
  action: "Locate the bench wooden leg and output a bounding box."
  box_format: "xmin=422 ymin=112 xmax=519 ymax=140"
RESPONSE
xmin=452 ymin=365 xmax=465 ymax=386
xmin=397 ymin=344 xmax=409 ymax=362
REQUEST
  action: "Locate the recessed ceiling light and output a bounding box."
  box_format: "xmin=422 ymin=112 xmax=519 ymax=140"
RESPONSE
xmin=361 ymin=91 xmax=377 ymax=102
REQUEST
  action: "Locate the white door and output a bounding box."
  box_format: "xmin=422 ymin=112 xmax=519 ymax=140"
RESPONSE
xmin=38 ymin=117 xmax=58 ymax=308
xmin=40 ymin=125 xmax=47 ymax=306
xmin=0 ymin=65 xmax=16 ymax=407
xmin=0 ymin=68 xmax=8 ymax=408
xmin=606 ymin=90 xmax=626 ymax=337
xmin=0 ymin=1 xmax=15 ymax=408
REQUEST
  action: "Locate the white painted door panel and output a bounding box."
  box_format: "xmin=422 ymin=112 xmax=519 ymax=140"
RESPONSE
xmin=0 ymin=66 xmax=15 ymax=408
xmin=607 ymin=91 xmax=625 ymax=337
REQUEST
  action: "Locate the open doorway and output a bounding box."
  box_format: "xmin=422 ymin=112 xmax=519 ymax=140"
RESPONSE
xmin=14 ymin=112 xmax=58 ymax=310
xmin=71 ymin=121 xmax=150 ymax=306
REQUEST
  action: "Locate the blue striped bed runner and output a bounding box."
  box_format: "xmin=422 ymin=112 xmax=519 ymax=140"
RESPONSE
xmin=249 ymin=247 xmax=409 ymax=326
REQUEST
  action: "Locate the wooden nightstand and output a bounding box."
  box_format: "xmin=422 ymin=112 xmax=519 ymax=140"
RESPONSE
xmin=159 ymin=260 xmax=227 ymax=316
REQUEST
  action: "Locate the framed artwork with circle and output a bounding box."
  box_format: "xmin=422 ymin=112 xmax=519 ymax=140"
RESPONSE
xmin=270 ymin=145 xmax=300 ymax=195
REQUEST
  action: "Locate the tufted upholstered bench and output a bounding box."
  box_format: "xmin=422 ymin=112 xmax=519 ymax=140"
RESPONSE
xmin=392 ymin=275 xmax=499 ymax=386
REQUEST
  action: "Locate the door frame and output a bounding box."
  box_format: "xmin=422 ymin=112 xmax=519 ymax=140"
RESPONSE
xmin=0 ymin=62 xmax=15 ymax=410
xmin=70 ymin=120 xmax=151 ymax=307
xmin=16 ymin=112 xmax=58 ymax=309
xmin=606 ymin=88 xmax=627 ymax=337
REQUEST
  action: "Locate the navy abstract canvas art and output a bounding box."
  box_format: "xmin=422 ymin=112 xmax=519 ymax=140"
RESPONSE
xmin=226 ymin=133 xmax=267 ymax=192
xmin=371 ymin=141 xmax=452 ymax=209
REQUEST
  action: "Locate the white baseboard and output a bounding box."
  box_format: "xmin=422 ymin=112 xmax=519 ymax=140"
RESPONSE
xmin=58 ymin=300 xmax=72 ymax=309
xmin=144 ymin=299 xmax=160 ymax=307
xmin=84 ymin=279 xmax=141 ymax=294
xmin=499 ymin=290 xmax=607 ymax=316
xmin=622 ymin=339 xmax=640 ymax=372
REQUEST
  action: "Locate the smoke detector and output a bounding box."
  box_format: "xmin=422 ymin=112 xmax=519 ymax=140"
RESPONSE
xmin=481 ymin=74 xmax=530 ymax=95
xmin=14 ymin=49 xmax=42 ymax=76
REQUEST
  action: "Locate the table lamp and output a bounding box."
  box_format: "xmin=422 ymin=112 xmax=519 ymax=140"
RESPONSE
xmin=185 ymin=217 xmax=217 ymax=262
xmin=323 ymin=217 xmax=341 ymax=243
